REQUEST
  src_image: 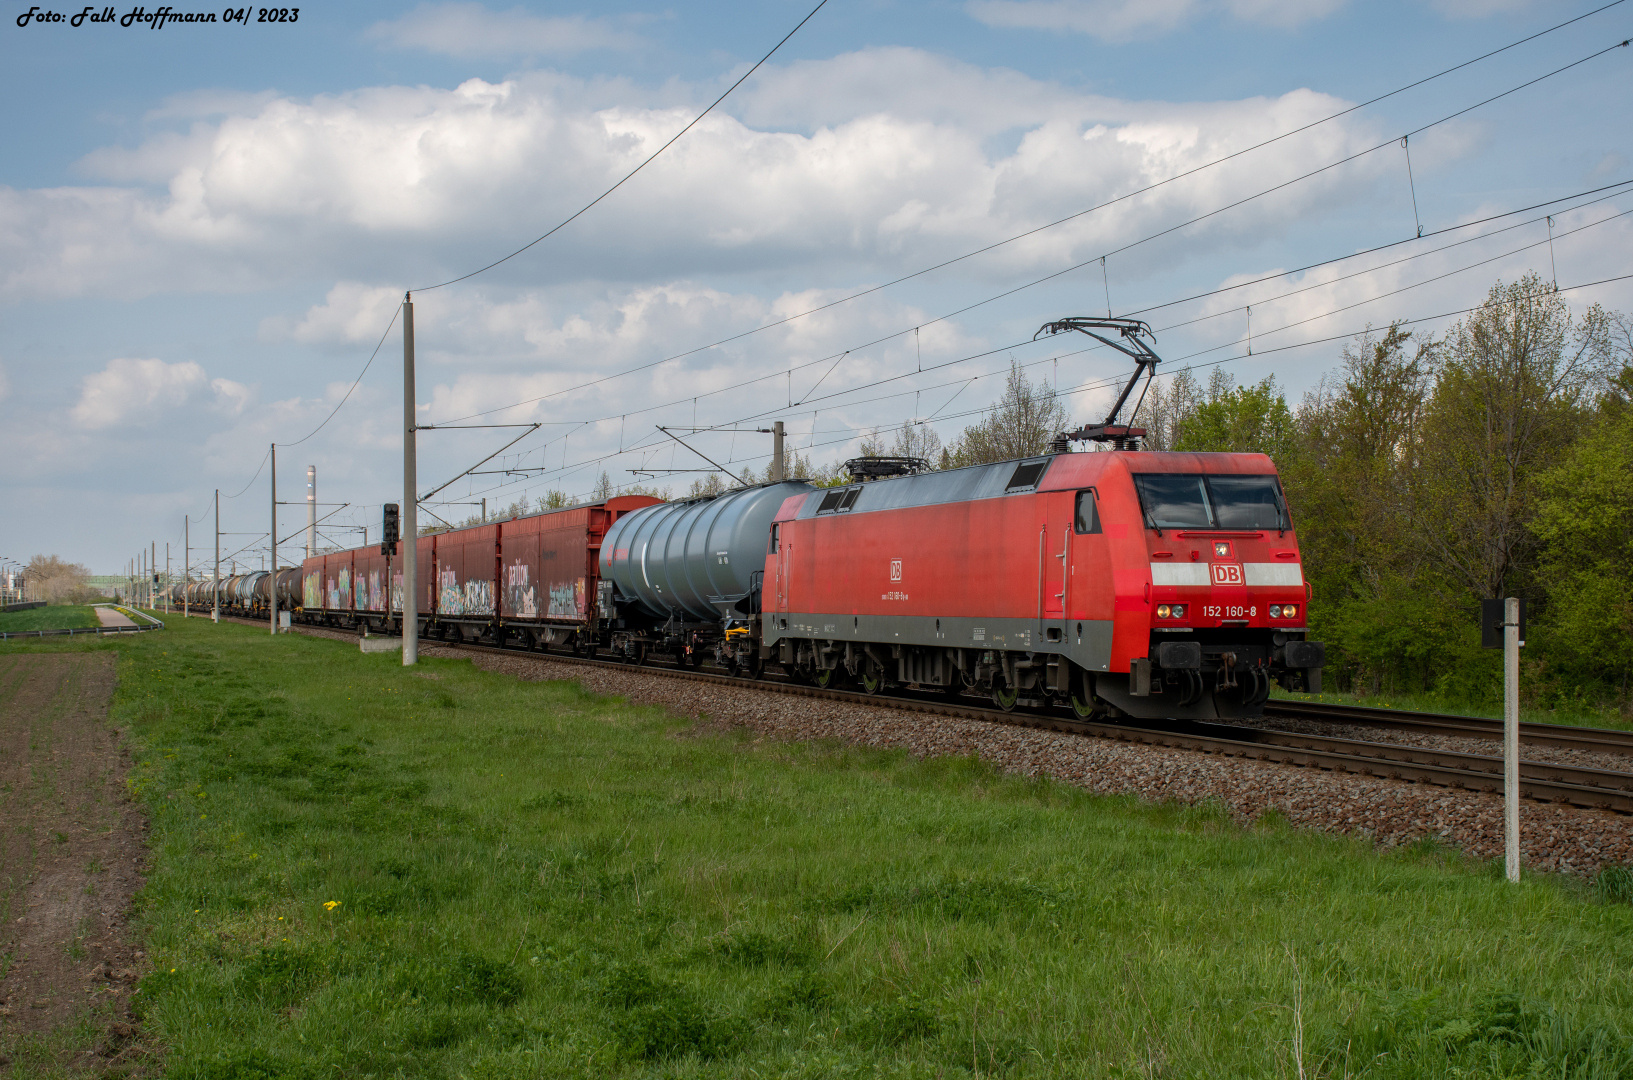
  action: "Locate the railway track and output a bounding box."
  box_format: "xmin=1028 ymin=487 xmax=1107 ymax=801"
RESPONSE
xmin=430 ymin=636 xmax=1633 ymax=815
xmin=221 ymin=615 xmax=1633 ymax=814
xmin=1263 ymin=699 xmax=1633 ymax=756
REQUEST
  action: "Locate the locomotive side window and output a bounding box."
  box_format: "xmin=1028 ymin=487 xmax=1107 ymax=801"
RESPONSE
xmin=1074 ymin=489 xmax=1101 ymax=534
xmin=769 ymin=523 xmax=780 ymax=553
xmin=1006 ymin=460 xmax=1048 ymax=491
xmin=1133 ymin=474 xmax=1212 ymax=528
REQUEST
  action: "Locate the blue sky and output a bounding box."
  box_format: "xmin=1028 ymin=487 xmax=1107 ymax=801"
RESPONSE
xmin=1 ymin=0 xmax=1629 ymax=574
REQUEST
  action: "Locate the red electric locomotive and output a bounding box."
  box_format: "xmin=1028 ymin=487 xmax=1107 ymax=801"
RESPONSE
xmin=599 ymin=317 xmax=1323 ymax=720
xmin=760 ymin=447 xmax=1320 ymax=719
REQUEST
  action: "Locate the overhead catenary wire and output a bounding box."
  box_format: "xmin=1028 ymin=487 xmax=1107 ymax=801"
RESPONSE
xmin=196 ymin=0 xmax=834 ymax=510
xmin=469 ymin=181 xmax=1633 ymax=452
xmin=194 ymin=3 xmax=1630 ymax=520
xmin=282 ymin=305 xmax=402 ymax=448
xmin=397 ymin=181 xmax=1633 ymax=504
xmin=1125 ymin=178 xmax=1633 ymax=319
xmin=438 ymin=37 xmax=1633 ymax=431
xmin=595 ymin=268 xmax=1633 ymax=491
xmin=431 ymin=12 xmax=1632 ymax=428
xmin=442 ymin=266 xmax=1633 ymax=507
xmin=412 ymin=0 xmax=831 ymax=293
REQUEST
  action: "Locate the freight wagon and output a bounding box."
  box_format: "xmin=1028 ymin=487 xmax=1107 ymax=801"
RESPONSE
xmin=294 ymin=495 xmax=660 ymax=648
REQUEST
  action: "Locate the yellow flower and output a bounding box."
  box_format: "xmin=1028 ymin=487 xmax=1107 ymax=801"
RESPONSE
xmin=323 ymin=900 xmax=341 ymax=911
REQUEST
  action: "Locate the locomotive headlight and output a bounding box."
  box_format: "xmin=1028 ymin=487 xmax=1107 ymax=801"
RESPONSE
xmin=1270 ymin=605 xmax=1282 ymax=618
xmin=1156 ymin=604 xmax=1171 ymax=618
xmin=1283 ymin=604 xmax=1298 ymax=619
xmin=1171 ymin=604 xmax=1185 ymax=618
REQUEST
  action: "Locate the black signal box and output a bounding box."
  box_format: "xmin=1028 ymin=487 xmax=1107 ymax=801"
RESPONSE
xmin=1480 ymin=598 xmax=1526 ymax=649
xmin=382 ymin=503 xmax=400 ymax=556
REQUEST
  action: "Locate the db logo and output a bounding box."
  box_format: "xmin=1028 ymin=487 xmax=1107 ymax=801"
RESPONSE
xmin=1210 ymin=562 xmax=1244 ymax=586
xmin=889 ymin=559 xmax=902 ymax=581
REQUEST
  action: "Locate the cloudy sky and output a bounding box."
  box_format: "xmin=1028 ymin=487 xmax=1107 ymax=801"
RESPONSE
xmin=2 ymin=0 xmax=1629 ymax=575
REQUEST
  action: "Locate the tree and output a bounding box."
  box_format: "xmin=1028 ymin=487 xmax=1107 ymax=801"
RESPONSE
xmin=1132 ymin=367 xmax=1204 ymax=450
xmin=944 ymin=362 xmax=1068 ymax=466
xmin=1409 ymin=275 xmax=1614 ymax=601
xmin=857 ymin=421 xmax=942 ymax=464
xmin=1532 ymin=318 xmax=1633 ymax=705
xmin=25 ymin=554 xmax=96 ymax=603
xmin=1283 ymin=324 xmax=1439 ymax=694
xmin=1170 ymin=373 xmax=1297 ymax=461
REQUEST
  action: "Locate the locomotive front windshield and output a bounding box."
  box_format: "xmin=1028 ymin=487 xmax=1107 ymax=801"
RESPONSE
xmin=1133 ymin=473 xmax=1288 ymax=530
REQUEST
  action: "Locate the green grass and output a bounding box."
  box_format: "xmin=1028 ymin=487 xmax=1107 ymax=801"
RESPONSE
xmin=8 ymin=619 xmax=1633 ymax=1079
xmin=0 ymin=604 xmax=100 ymax=632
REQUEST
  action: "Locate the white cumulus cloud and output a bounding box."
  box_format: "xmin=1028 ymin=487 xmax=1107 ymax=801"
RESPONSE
xmin=7 ymin=53 xmax=1398 ymax=302
xmin=70 ymin=357 xmax=249 ymax=429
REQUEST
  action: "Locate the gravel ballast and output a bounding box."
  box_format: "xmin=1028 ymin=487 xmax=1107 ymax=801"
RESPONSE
xmin=255 ymin=620 xmax=1633 ymax=877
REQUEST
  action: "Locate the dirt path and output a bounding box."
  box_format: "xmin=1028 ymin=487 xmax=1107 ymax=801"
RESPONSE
xmin=0 ymin=654 xmax=151 ymax=1074
xmin=90 ymin=610 xmax=133 ymax=629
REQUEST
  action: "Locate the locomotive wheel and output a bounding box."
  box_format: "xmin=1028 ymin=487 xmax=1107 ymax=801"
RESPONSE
xmin=1069 ymin=687 xmax=1098 ymax=719
xmin=1247 ymin=667 xmax=1270 ymax=706
xmin=859 ymin=662 xmax=885 ymax=695
xmin=991 ymin=680 xmax=1020 ymax=712
xmin=814 ymin=667 xmax=840 ymax=689
xmin=1173 ymin=669 xmax=1205 ymax=707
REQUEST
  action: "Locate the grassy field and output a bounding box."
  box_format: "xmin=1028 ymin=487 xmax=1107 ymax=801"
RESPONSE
xmin=7 ymin=616 xmax=1633 ymax=1079
xmin=0 ymin=605 xmax=101 ymax=633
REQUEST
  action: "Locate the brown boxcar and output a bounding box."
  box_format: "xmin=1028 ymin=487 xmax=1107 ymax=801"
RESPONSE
xmin=296 ymin=495 xmax=660 ymax=646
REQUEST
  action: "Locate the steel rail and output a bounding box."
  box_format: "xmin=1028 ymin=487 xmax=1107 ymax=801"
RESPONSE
xmin=216 ymin=615 xmax=1633 ymax=813
xmin=420 ymin=635 xmax=1633 ymax=814
xmin=1263 ymin=700 xmax=1633 ymax=754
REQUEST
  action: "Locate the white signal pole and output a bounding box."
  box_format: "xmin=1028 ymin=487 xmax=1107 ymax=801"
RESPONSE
xmin=270 ymin=442 xmax=278 ymax=636
xmin=184 ymin=515 xmax=190 ymax=618
xmin=213 ymin=488 xmax=221 ymax=623
xmin=1504 ymin=596 xmax=1521 ymax=883
xmin=403 ymin=293 xmax=418 ymax=666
